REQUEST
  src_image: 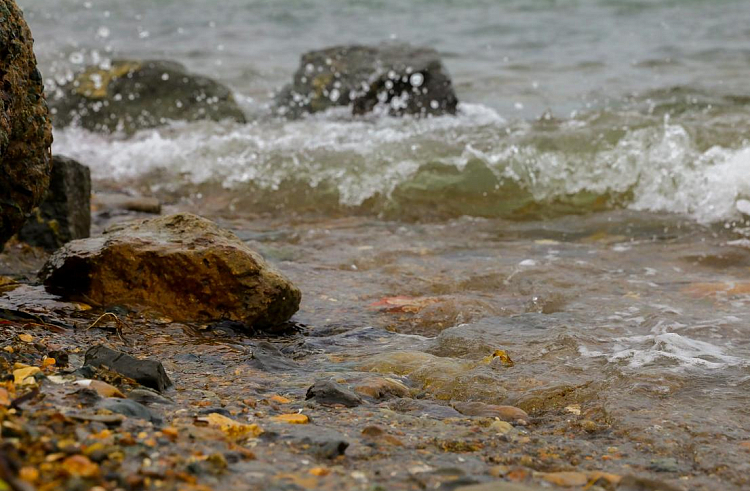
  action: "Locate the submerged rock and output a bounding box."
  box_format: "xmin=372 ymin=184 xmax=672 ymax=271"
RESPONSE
xmin=50 ymin=59 xmax=246 ymax=134
xmin=85 ymin=345 xmax=172 ymax=393
xmin=18 ymin=155 xmax=91 ymax=251
xmin=40 ymin=213 xmax=301 ymax=329
xmin=97 ymin=397 xmax=160 ymax=424
xmin=305 ymin=380 xmax=363 ymax=407
xmin=452 ymin=402 xmax=530 ymax=423
xmin=0 ymin=0 xmax=54 ymax=248
xmin=275 ymin=43 xmax=458 ymax=117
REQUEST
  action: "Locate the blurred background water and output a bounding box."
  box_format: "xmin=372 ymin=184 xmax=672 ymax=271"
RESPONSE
xmin=18 ymin=0 xmax=750 ymax=222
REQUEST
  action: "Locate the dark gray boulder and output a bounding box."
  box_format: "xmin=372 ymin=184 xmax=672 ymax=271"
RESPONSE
xmin=0 ymin=0 xmax=54 ymax=249
xmin=18 ymin=155 xmax=91 ymax=251
xmin=50 ymin=59 xmax=246 ymax=134
xmin=275 ymin=43 xmax=458 ymax=118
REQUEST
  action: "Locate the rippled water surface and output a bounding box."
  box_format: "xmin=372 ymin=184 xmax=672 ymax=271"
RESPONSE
xmin=11 ymin=0 xmax=750 ymax=487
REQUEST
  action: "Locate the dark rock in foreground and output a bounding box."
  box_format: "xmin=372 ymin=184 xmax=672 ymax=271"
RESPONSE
xmin=85 ymin=345 xmax=172 ymax=393
xmin=275 ymin=43 xmax=458 ymax=118
xmin=0 ymin=0 xmax=54 ymax=248
xmin=50 ymin=59 xmax=246 ymax=134
xmin=40 ymin=213 xmax=301 ymax=330
xmin=18 ymin=155 xmax=91 ymax=251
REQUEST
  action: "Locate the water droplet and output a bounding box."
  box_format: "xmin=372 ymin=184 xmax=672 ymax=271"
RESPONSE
xmin=409 ymin=73 xmax=424 ymax=87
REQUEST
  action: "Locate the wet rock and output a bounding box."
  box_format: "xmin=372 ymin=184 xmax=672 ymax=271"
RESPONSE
xmin=275 ymin=43 xmax=458 ymax=118
xmin=616 ymin=476 xmax=684 ymax=491
xmin=248 ymin=342 xmax=298 ymax=371
xmin=429 ymin=314 xmax=560 ymax=359
xmin=539 ymin=472 xmax=589 ymax=487
xmin=50 ymin=59 xmax=246 ymax=134
xmin=84 ymin=345 xmax=172 ymax=393
xmin=648 ymin=458 xmax=681 ymax=473
xmin=127 ymin=388 xmax=174 ymax=405
xmin=305 ymin=380 xmax=362 ymax=407
xmin=353 ymin=376 xmax=410 ymax=400
xmin=40 ymin=213 xmax=301 ymax=329
xmin=311 ymin=438 xmax=349 ymax=459
xmin=438 ymin=477 xmax=486 ymax=491
xmin=455 ymin=481 xmax=544 ymax=491
xmin=97 ymin=397 xmax=160 ymax=424
xmin=387 ymin=398 xmax=463 ymax=419
xmin=452 ymin=402 xmax=530 ymax=423
xmin=361 ymin=351 xmax=509 ymax=404
xmin=18 ymin=155 xmax=91 ymax=251
xmin=93 ymin=193 xmax=161 ymax=215
xmin=0 ymin=0 xmax=54 ymax=248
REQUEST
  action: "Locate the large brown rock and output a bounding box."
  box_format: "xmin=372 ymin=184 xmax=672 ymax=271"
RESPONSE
xmin=39 ymin=213 xmax=301 ymax=330
xmin=0 ymin=0 xmax=54 ymax=248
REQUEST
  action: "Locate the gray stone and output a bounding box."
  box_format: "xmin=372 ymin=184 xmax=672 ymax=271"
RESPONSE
xmin=276 ymin=43 xmax=458 ymax=118
xmin=97 ymin=397 xmax=160 ymax=424
xmin=306 ymin=380 xmax=362 ymax=407
xmin=85 ymin=345 xmax=172 ymax=393
xmin=50 ymin=59 xmax=246 ymax=134
xmin=18 ymin=155 xmax=91 ymax=251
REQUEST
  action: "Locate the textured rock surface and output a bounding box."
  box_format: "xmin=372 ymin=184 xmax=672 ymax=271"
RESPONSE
xmin=40 ymin=213 xmax=301 ymax=329
xmin=85 ymin=345 xmax=172 ymax=393
xmin=18 ymin=155 xmax=91 ymax=251
xmin=0 ymin=0 xmax=54 ymax=248
xmin=275 ymin=43 xmax=458 ymax=117
xmin=50 ymin=59 xmax=246 ymax=134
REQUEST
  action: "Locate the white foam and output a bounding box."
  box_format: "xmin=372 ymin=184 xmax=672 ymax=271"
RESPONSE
xmin=581 ymin=329 xmax=745 ymax=371
xmin=52 ymin=107 xmax=750 ymax=223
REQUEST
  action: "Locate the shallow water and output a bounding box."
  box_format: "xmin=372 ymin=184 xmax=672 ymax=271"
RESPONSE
xmin=9 ymin=0 xmax=750 ymax=488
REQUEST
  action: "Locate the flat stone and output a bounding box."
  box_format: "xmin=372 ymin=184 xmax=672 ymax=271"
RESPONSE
xmin=127 ymin=388 xmax=175 ymax=405
xmin=616 ymin=475 xmax=684 ymax=491
xmin=84 ymin=345 xmax=172 ymax=393
xmin=248 ymin=342 xmax=299 ymax=372
xmin=452 ymin=402 xmax=530 ymax=423
xmin=18 ymin=155 xmax=91 ymax=251
xmin=387 ymin=398 xmax=463 ymax=419
xmin=305 ymin=380 xmax=362 ymax=407
xmin=97 ymin=397 xmax=160 ymax=424
xmin=353 ymin=377 xmax=410 ymax=400
xmin=40 ymin=213 xmax=301 ymax=330
xmin=454 ymin=481 xmax=545 ymax=491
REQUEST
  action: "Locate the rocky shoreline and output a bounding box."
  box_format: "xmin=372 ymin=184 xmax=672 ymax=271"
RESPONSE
xmin=0 ymin=2 xmax=746 ymax=490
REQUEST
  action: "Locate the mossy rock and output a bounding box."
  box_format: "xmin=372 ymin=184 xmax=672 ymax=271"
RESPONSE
xmin=0 ymin=0 xmax=54 ymax=248
xmin=275 ymin=43 xmax=459 ymax=118
xmin=50 ymin=59 xmax=246 ymax=134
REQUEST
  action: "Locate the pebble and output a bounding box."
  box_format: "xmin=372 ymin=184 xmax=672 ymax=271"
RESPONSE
xmin=306 ymin=380 xmax=363 ymax=407
xmin=489 ymin=421 xmax=514 ymax=435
